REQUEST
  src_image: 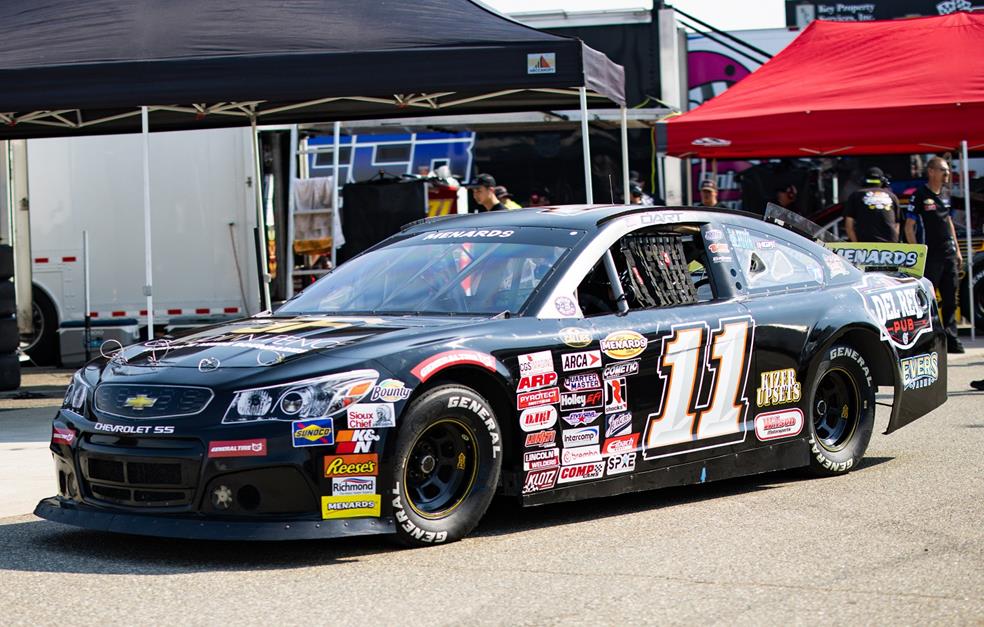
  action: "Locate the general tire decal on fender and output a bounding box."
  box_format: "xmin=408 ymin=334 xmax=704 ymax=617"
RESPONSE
xmin=643 ymin=316 xmax=755 ymax=460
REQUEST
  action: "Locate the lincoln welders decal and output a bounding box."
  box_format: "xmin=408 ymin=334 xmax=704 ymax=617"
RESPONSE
xmin=854 ymin=275 xmax=932 ymax=349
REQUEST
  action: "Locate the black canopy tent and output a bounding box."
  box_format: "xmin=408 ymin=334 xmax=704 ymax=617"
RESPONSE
xmin=0 ymin=0 xmax=626 ymax=328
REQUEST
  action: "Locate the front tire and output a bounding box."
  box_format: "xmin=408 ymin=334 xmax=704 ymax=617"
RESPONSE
xmin=805 ymin=343 xmax=875 ymax=476
xmin=390 ymin=384 xmax=501 ymax=546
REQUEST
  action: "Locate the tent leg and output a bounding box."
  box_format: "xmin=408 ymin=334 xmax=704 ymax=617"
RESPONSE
xmin=140 ymin=107 xmax=154 ymax=341
xmin=579 ymin=87 xmax=593 ymax=204
xmin=285 ymin=125 xmax=298 ymax=299
xmin=961 ymin=140 xmax=975 ymax=340
xmin=250 ymin=117 xmax=272 ymax=312
xmin=331 ymin=121 xmax=340 ymax=268
xmin=685 ymin=159 xmax=693 ymax=206
xmin=620 ymin=107 xmax=630 ymax=204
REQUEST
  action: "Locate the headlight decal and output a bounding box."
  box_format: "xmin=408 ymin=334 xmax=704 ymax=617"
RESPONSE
xmin=222 ymin=369 xmax=379 ymax=424
xmin=62 ymin=371 xmax=90 ymax=415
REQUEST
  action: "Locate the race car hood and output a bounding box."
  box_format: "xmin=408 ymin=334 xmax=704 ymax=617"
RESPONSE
xmin=106 ymin=315 xmax=477 ymax=370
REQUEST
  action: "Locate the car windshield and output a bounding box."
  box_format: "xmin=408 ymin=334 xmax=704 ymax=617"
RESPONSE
xmin=277 ymin=227 xmax=580 ymax=316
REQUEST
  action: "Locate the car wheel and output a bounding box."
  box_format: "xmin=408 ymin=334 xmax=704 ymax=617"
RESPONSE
xmin=390 ymin=384 xmax=501 ymax=546
xmin=805 ymin=343 xmax=875 ymax=476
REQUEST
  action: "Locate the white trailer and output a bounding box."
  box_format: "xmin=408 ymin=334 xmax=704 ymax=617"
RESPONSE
xmin=24 ymin=127 xmax=261 ymax=364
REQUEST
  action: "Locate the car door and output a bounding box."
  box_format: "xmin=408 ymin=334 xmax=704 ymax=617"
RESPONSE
xmin=566 ymin=220 xmax=756 ymax=473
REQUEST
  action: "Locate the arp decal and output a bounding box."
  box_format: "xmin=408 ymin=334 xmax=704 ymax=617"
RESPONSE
xmin=517 ymin=371 xmax=558 ymax=392
xmin=291 ymin=418 xmax=335 ymax=448
xmin=604 ymin=378 xmax=628 ymax=413
xmin=754 ymin=408 xmax=804 ymax=441
xmin=517 ymin=388 xmax=560 ymax=410
xmin=411 ymin=350 xmax=497 ymax=382
xmin=900 ymin=352 xmax=939 ymax=390
xmin=518 ymin=350 xmax=554 ymax=376
xmin=522 ymin=468 xmax=558 ymax=494
xmin=562 ymin=350 xmax=602 ymax=372
xmin=854 ymin=275 xmax=933 ymax=349
xmin=556 ymin=461 xmax=605 ymax=483
xmin=644 ymin=317 xmax=754 ymax=459
xmin=755 ymin=368 xmax=802 ymax=408
xmin=600 ymin=331 xmax=648 ymax=360
xmin=519 ymin=405 xmax=558 ymax=432
xmin=321 ymin=494 xmax=381 ymax=519
xmin=559 ymin=327 xmax=592 ymax=348
xmin=523 ymin=448 xmax=560 ymax=471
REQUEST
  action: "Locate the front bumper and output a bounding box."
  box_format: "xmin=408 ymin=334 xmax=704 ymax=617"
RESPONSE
xmin=35 ymin=497 xmax=395 ymax=541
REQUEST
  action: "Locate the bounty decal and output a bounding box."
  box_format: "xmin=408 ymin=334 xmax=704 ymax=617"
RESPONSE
xmin=562 ymin=350 xmax=602 ymax=371
xmin=559 ymin=327 xmax=592 ymax=348
xmin=604 ymin=378 xmax=628 ymax=413
xmin=754 ymin=408 xmax=804 ymax=441
xmin=644 ymin=317 xmax=754 ymax=459
xmin=900 ymin=352 xmax=939 ymax=390
xmin=370 ymin=379 xmax=412 ymax=402
xmin=600 ymin=331 xmax=648 ymax=360
xmin=854 ymin=274 xmax=933 ymax=349
xmin=291 ymin=418 xmax=335 ymax=448
xmin=755 ymin=368 xmax=802 ymax=408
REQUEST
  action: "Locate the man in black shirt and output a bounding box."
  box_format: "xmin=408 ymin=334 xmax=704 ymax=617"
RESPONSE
xmin=468 ymin=173 xmax=506 ymax=212
xmin=844 ymin=167 xmax=900 ymax=242
xmin=904 ymin=157 xmax=964 ymax=353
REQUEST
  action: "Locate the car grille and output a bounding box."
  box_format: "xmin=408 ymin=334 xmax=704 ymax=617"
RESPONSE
xmin=80 ymin=438 xmax=202 ymax=508
xmin=94 ymin=384 xmax=213 ymax=418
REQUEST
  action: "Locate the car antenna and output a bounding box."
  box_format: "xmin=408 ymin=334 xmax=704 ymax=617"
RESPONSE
xmin=608 ymin=174 xmax=615 ymax=205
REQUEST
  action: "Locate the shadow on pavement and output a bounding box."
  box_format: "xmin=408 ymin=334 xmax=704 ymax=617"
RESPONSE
xmin=0 ymin=456 xmax=895 ymax=575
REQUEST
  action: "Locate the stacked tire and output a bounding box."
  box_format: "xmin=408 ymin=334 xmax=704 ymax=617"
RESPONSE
xmin=0 ymin=245 xmax=20 ymax=390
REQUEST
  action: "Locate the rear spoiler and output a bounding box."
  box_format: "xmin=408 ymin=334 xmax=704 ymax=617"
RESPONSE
xmin=763 ymin=203 xmax=841 ymax=244
xmin=824 ymin=242 xmax=928 ymax=278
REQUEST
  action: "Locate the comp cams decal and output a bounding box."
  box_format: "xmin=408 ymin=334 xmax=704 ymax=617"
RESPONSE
xmin=854 ymin=275 xmax=933 ymax=349
xmin=643 ymin=317 xmax=754 ymax=460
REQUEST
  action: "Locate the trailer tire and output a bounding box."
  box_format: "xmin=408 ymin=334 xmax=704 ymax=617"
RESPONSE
xmin=0 ymin=352 xmax=20 ymax=391
xmin=22 ymin=286 xmax=59 ymax=367
xmin=0 ymin=245 xmax=13 ymax=281
xmin=0 ymin=280 xmax=15 ymax=316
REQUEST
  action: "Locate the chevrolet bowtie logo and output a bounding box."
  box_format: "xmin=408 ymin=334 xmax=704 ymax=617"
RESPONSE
xmin=124 ymin=394 xmax=158 ymax=410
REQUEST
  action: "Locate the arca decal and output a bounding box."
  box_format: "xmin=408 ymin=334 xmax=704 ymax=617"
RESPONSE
xmin=411 ymin=350 xmax=497 ymax=382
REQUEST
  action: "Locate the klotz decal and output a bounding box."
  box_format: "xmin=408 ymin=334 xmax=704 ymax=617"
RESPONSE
xmin=522 ymin=468 xmax=558 ymax=494
xmin=854 ymin=275 xmax=932 ymax=349
xmin=600 ymin=330 xmax=647 ymax=360
xmin=755 ymin=368 xmax=802 ymax=408
xmin=754 ymin=408 xmax=804 ymax=441
xmin=559 ymin=327 xmax=592 ymax=348
xmin=562 ymin=350 xmax=602 ymax=372
xmin=900 ymin=352 xmax=939 ymax=390
xmin=519 ymin=405 xmax=558 ymax=432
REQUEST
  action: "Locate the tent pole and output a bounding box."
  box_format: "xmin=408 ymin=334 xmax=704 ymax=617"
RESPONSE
xmin=961 ymin=140 xmax=975 ymax=340
xmin=285 ymin=125 xmax=298 ymax=299
xmin=579 ymin=88 xmax=593 ymax=204
xmin=331 ymin=121 xmax=341 ymax=268
xmin=140 ymin=107 xmax=154 ymax=341
xmin=250 ymin=117 xmax=272 ymax=312
xmin=620 ymin=106 xmax=630 ymax=204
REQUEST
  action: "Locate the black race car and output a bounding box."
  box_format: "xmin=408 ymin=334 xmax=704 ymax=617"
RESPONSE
xmin=37 ymin=205 xmax=948 ymax=546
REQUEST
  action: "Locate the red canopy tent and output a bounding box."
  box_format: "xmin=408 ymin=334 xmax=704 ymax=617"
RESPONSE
xmin=664 ymin=12 xmax=984 ymax=159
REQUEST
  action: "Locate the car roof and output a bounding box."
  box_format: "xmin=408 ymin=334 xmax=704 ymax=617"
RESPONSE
xmin=400 ymin=204 xmax=764 ymax=233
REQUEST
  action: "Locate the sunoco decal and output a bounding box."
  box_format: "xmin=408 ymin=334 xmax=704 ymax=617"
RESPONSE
xmin=754 ymin=408 xmax=804 ymax=441
xmin=600 ymin=331 xmax=647 ymax=360
xmin=291 ymin=418 xmax=335 ymax=448
xmin=854 ymin=275 xmax=933 ymax=349
xmin=900 ymin=352 xmax=939 ymax=390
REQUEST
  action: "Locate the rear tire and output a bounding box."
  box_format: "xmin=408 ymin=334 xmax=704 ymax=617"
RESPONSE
xmin=390 ymin=384 xmax=501 ymax=547
xmin=805 ymin=343 xmax=875 ymax=476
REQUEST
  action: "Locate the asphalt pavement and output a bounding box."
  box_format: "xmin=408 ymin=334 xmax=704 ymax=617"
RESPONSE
xmin=0 ymin=351 xmax=982 ymax=626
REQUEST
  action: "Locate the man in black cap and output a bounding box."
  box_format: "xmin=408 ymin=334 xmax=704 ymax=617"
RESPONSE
xmin=844 ymin=167 xmax=900 ymax=243
xmin=696 ymin=179 xmax=720 ymax=208
xmin=468 ymin=173 xmax=506 ymax=212
xmin=494 ymin=185 xmax=522 ymax=210
xmin=905 ymin=156 xmax=964 ymax=353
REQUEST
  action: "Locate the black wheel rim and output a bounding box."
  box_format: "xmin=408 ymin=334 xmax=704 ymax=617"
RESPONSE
xmin=404 ymin=419 xmax=478 ymax=520
xmin=812 ymin=368 xmax=860 ymax=452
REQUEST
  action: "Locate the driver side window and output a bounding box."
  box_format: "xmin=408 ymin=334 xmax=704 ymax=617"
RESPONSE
xmin=576 ymin=224 xmax=717 ymax=316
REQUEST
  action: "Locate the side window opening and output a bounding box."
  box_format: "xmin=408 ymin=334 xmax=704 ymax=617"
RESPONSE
xmin=726 ymin=226 xmax=824 ymax=293
xmin=576 ymin=225 xmax=715 ymax=316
